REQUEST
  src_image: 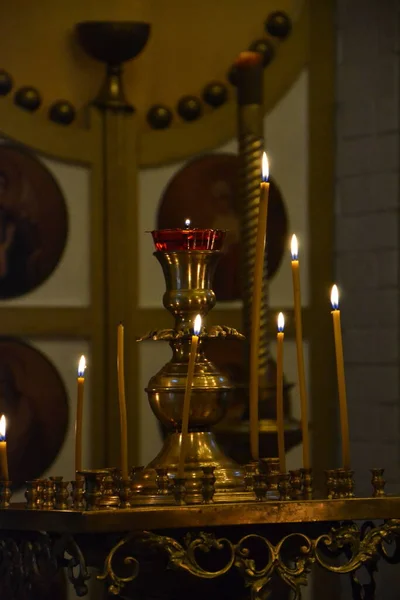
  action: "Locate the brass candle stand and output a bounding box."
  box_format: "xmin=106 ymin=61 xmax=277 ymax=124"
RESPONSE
xmin=135 ymin=238 xmax=250 ymax=502
xmin=0 ymin=236 xmax=400 ymax=599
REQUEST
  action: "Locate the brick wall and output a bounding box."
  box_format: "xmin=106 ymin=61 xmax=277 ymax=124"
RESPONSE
xmin=335 ymin=1 xmax=400 ymax=596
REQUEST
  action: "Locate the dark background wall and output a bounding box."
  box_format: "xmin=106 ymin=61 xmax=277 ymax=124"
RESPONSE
xmin=336 ymin=1 xmax=400 ymax=595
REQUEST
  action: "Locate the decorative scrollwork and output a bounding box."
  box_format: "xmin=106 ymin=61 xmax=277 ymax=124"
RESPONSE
xmin=137 ymin=325 xmax=245 ymax=342
xmin=1 ymin=520 xmax=400 ymax=599
xmin=314 ymin=519 xmax=400 ymax=575
xmin=97 ymin=535 xmax=140 ymax=596
xmin=147 ymin=522 xmax=400 ymax=599
xmin=234 ymin=532 xmax=315 ymax=600
xmin=154 ymin=531 xmax=235 ymax=578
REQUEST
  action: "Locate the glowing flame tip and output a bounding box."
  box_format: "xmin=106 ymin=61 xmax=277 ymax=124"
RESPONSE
xmin=193 ymin=314 xmax=202 ymax=336
xmin=291 ymin=234 xmax=298 ymax=260
xmin=78 ymin=355 xmax=86 ymax=377
xmin=262 ymin=152 xmax=269 ymax=182
xmin=0 ymin=415 xmax=6 ymax=440
xmin=331 ymin=284 xmax=339 ymax=310
xmin=277 ymin=312 xmax=285 ymax=332
xmin=185 ymin=218 xmax=191 ymax=228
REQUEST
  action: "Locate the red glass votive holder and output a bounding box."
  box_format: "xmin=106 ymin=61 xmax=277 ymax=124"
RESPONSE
xmin=150 ymin=229 xmax=226 ymax=251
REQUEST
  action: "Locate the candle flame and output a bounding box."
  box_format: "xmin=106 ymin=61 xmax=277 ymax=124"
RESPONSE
xmin=193 ymin=314 xmax=202 ymax=336
xmin=277 ymin=312 xmax=285 ymax=332
xmin=185 ymin=218 xmax=191 ymax=228
xmin=331 ymin=284 xmax=339 ymax=310
xmin=291 ymin=234 xmax=298 ymax=260
xmin=78 ymin=355 xmax=86 ymax=377
xmin=262 ymin=152 xmax=269 ymax=182
xmin=0 ymin=415 xmax=6 ymax=440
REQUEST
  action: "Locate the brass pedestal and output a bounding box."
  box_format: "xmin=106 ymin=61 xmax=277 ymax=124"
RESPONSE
xmin=135 ymin=431 xmax=248 ymax=503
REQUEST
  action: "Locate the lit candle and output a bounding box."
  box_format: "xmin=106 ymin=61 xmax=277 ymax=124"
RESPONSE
xmin=330 ymin=285 xmax=350 ymax=470
xmin=0 ymin=415 xmax=9 ymax=481
xmin=75 ymin=355 xmax=86 ymax=477
xmin=185 ymin=218 xmax=191 ymax=228
xmin=290 ymin=234 xmax=310 ymax=469
xmin=249 ymin=151 xmax=270 ymax=461
xmin=178 ymin=314 xmax=202 ymax=478
xmin=276 ymin=313 xmax=286 ymax=473
xmin=117 ymin=323 xmax=129 ymax=480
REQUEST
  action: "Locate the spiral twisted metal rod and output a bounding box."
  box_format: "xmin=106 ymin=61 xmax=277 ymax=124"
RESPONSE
xmin=239 ymin=131 xmax=269 ymax=377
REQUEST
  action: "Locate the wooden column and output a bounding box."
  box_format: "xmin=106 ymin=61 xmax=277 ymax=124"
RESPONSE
xmin=102 ymin=109 xmax=140 ymax=468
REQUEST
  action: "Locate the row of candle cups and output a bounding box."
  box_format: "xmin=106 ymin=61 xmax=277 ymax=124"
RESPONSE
xmin=0 ymin=467 xmax=219 ymax=510
xmin=244 ymin=458 xmax=313 ymax=502
xmin=325 ymin=467 xmax=386 ymax=499
xmin=0 ymin=466 xmax=386 ymax=509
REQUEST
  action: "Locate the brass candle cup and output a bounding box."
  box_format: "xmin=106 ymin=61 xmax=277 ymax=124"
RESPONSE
xmin=334 ymin=469 xmax=346 ymax=499
xmin=0 ymin=480 xmax=12 ymax=508
xmin=300 ymin=467 xmax=313 ymax=499
xmin=98 ymin=471 xmax=120 ymax=508
xmin=289 ymin=469 xmax=302 ymax=500
xmin=25 ymin=480 xmax=41 ymax=510
xmin=42 ymin=479 xmax=55 ymax=510
xmin=171 ymin=477 xmax=187 ymax=505
xmin=51 ymin=477 xmax=70 ymax=510
xmin=278 ymin=473 xmax=291 ymax=501
xmin=78 ymin=469 xmax=108 ymax=511
xmin=253 ymin=474 xmax=268 ymax=501
xmin=371 ymin=468 xmax=386 ymax=498
xmin=71 ymin=479 xmax=85 ymax=510
xmin=343 ymin=469 xmax=355 ymax=498
xmin=325 ymin=469 xmax=337 ymax=500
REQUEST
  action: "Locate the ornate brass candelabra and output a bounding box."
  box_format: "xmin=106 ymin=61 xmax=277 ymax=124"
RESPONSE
xmin=136 ymin=235 xmax=248 ymax=501
xmin=0 ymin=231 xmax=399 ymax=599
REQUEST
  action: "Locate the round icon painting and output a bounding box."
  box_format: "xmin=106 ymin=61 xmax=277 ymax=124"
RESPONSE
xmin=157 ymin=153 xmax=288 ymax=301
xmin=0 ymin=339 xmax=68 ymax=488
xmin=0 ymin=144 xmax=68 ymax=299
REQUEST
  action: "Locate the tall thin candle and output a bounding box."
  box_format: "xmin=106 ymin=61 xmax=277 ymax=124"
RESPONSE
xmin=249 ymin=152 xmax=270 ymax=461
xmin=75 ymin=355 xmax=86 ymax=477
xmin=290 ymin=234 xmax=310 ymax=469
xmin=330 ymin=285 xmax=350 ymax=470
xmin=0 ymin=416 xmax=9 ymax=481
xmin=276 ymin=313 xmax=286 ymax=473
xmin=117 ymin=323 xmax=129 ymax=480
xmin=178 ymin=314 xmax=202 ymax=478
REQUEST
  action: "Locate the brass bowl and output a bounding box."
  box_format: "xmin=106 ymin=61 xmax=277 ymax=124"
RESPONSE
xmin=146 ymin=387 xmax=231 ymax=429
xmin=75 ymin=21 xmax=150 ymax=65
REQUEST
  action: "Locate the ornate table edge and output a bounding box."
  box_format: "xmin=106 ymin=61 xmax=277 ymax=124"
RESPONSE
xmin=1 ymin=518 xmax=400 ymax=599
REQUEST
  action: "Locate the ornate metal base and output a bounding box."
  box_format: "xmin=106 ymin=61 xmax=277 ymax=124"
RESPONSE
xmin=1 ymin=499 xmax=400 ymax=600
xmin=134 ymin=431 xmax=247 ymax=502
